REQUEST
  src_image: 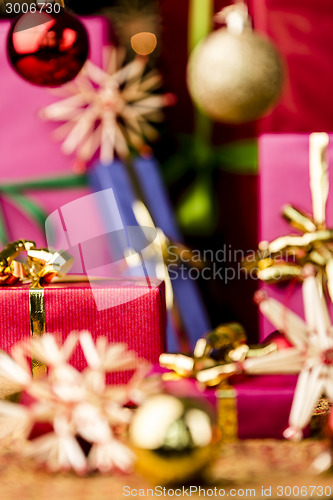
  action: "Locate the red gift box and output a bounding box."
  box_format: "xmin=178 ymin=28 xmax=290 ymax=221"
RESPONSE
xmin=1 ymin=279 xmax=166 ymax=383
xmin=251 ymin=0 xmax=333 ymax=133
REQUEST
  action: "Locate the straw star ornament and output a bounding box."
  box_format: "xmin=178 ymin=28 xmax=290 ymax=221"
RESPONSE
xmin=256 ymin=265 xmax=333 ymax=441
xmin=41 ymin=48 xmax=174 ymax=169
xmin=0 ymin=331 xmax=157 ymax=474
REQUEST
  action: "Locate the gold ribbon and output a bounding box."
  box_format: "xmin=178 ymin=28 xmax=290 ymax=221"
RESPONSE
xmin=159 ymin=323 xmax=277 ymax=387
xmin=0 ymin=240 xmax=73 ymax=376
xmin=242 ymin=133 xmax=333 ymax=297
xmin=216 ymin=386 xmax=238 ymax=443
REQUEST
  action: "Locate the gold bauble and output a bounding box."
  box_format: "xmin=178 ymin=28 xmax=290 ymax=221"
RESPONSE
xmin=129 ymin=394 xmax=220 ymax=484
xmin=187 ymin=27 xmax=284 ymax=123
xmin=0 ymin=377 xmax=22 ymax=400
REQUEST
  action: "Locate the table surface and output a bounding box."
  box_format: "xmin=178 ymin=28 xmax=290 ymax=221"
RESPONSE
xmin=0 ymin=439 xmax=332 ymax=500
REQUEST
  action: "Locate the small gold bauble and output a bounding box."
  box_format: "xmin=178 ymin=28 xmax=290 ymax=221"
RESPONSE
xmin=187 ymin=27 xmax=284 ymax=123
xmin=129 ymin=394 xmax=220 ymax=484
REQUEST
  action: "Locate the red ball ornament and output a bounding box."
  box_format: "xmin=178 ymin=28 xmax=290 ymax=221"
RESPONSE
xmin=265 ymin=331 xmax=293 ymax=350
xmin=7 ymin=8 xmax=89 ymax=86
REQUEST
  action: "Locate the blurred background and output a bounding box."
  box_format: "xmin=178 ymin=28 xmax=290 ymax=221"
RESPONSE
xmin=1 ymin=0 xmax=333 ymax=343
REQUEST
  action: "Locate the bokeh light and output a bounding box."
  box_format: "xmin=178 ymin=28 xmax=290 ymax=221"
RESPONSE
xmin=131 ymin=31 xmax=157 ymax=55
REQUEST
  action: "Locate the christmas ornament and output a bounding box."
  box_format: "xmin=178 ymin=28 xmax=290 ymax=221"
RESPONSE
xmin=264 ymin=330 xmax=293 ymax=351
xmin=0 ymin=331 xmax=155 ymax=474
xmin=129 ymin=393 xmax=220 ymax=484
xmin=187 ymin=3 xmax=284 ymax=123
xmin=41 ymin=47 xmax=174 ymax=166
xmin=7 ymin=7 xmax=89 ymax=87
xmin=243 ymin=133 xmax=333 ymax=300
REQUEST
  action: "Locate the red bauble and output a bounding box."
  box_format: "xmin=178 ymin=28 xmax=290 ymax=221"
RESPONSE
xmin=265 ymin=330 xmax=293 ymax=350
xmin=7 ymin=9 xmax=89 ymax=86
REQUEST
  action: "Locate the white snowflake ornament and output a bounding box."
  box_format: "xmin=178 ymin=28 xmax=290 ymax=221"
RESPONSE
xmin=0 ymin=331 xmax=158 ymax=474
xmin=256 ymin=265 xmax=333 ymax=440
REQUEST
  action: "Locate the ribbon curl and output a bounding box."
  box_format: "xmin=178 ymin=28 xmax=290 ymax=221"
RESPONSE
xmin=159 ymin=322 xmax=281 ymax=388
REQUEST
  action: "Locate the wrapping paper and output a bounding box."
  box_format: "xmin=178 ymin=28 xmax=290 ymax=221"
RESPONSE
xmin=259 ymin=134 xmax=333 ymax=339
xmin=159 ymin=369 xmax=299 ymax=440
xmin=0 ymin=279 xmax=166 ymax=383
xmin=89 ymin=158 xmax=211 ymax=352
xmin=0 ymin=17 xmax=111 ymax=246
xmin=219 ymin=374 xmax=298 ymax=440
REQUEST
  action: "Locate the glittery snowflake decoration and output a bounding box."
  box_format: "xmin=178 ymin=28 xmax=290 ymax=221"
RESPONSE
xmin=0 ymin=331 xmax=158 ymax=475
xmin=255 ymin=265 xmax=333 ymax=441
xmin=40 ymin=47 xmax=174 ymax=169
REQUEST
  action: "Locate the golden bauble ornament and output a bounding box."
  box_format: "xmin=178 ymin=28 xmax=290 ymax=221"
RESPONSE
xmin=129 ymin=394 xmax=220 ymax=484
xmin=187 ymin=10 xmax=284 ymax=123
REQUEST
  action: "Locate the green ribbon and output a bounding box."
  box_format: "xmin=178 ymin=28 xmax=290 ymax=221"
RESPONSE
xmin=188 ymin=0 xmax=213 ymax=149
xmin=188 ymin=0 xmax=214 ymax=148
xmin=163 ymin=137 xmax=258 ymax=186
xmin=163 ymin=137 xmax=257 ymax=235
xmin=188 ymin=0 xmax=213 ymax=52
xmin=0 ymin=173 xmax=87 ymax=245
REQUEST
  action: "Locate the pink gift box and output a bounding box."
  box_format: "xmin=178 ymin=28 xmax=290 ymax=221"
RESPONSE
xmin=0 ymin=16 xmax=111 ymax=247
xmin=259 ymin=134 xmax=333 ymax=339
xmin=158 ymin=370 xmax=299 ymax=439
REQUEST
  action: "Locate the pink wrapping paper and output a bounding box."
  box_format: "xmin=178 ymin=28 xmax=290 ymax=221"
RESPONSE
xmin=0 ymin=279 xmax=166 ymax=384
xmin=231 ymin=374 xmax=298 ymax=439
xmin=0 ymin=17 xmax=111 ymax=246
xmin=159 ymin=370 xmax=299 ymax=439
xmin=259 ymin=134 xmax=333 ymax=339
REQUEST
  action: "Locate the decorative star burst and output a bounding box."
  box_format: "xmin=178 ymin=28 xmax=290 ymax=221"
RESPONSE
xmin=0 ymin=331 xmax=158 ymax=474
xmin=40 ymin=47 xmax=173 ymax=169
xmin=256 ymin=265 xmax=333 ymax=441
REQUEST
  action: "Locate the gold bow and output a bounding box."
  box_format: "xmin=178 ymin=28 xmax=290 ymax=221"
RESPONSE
xmin=161 ymin=321 xmax=331 ymax=440
xmin=159 ymin=323 xmax=277 ymax=387
xmin=243 ymin=133 xmax=333 ymax=299
xmin=0 ymin=240 xmax=73 ymax=375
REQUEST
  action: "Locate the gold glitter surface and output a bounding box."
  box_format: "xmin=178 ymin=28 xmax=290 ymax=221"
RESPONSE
xmin=0 ymin=439 xmax=330 ymax=500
